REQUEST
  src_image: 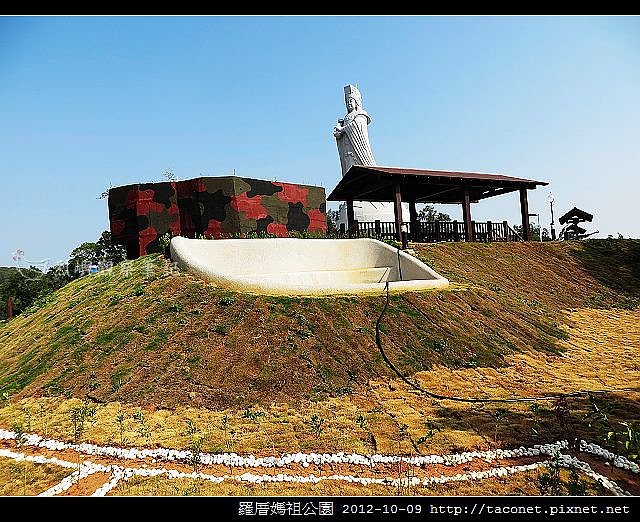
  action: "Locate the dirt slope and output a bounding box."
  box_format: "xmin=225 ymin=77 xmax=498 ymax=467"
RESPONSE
xmin=0 ymin=240 xmax=637 ymax=410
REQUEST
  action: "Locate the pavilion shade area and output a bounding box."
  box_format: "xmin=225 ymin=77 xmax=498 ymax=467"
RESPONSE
xmin=328 ymin=166 xmax=546 ymax=204
xmin=328 ymin=166 xmax=548 ymax=242
xmin=327 ymin=165 xmax=547 ymax=241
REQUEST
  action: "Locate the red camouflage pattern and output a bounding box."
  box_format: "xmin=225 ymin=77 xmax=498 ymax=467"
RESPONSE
xmin=108 ymin=176 xmax=326 ymax=258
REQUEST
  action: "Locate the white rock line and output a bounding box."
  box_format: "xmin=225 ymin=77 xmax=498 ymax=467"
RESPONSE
xmin=0 ymin=444 xmax=628 ymax=497
xmin=92 ymin=467 xmax=125 ymax=497
xmin=40 ymin=465 xmax=106 ymax=497
xmin=2 ymin=429 xmax=637 ymax=473
xmin=0 ymin=447 xmax=108 ymax=497
xmin=0 ymin=431 xmax=635 ymax=496
xmin=580 ymin=440 xmax=640 ymax=474
xmin=95 ymin=462 xmax=547 ymax=496
xmin=556 ymin=453 xmax=626 ymax=496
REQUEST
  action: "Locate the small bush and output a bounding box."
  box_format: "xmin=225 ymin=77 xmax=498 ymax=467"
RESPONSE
xmin=213 ymin=325 xmax=228 ymax=335
xmin=306 ymin=414 xmax=326 ymax=438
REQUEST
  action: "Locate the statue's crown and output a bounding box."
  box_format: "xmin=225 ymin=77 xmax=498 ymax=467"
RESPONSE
xmin=344 ymin=84 xmax=362 ymax=104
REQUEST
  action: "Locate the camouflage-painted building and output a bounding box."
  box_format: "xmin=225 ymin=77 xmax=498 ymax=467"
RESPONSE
xmin=108 ymin=176 xmax=327 ymax=258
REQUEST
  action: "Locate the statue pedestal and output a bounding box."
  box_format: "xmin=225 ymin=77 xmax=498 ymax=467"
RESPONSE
xmin=336 ymin=201 xmax=408 ymax=228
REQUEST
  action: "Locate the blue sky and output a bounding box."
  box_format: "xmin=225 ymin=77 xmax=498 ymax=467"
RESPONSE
xmin=1 ymin=16 xmax=639 ymax=268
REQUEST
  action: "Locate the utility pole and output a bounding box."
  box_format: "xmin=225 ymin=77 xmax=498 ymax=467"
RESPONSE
xmin=6 ymin=296 xmax=14 ymax=320
xmin=548 ymin=192 xmax=556 ymax=240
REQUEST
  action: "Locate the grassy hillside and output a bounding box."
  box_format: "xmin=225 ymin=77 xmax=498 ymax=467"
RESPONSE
xmin=0 ymin=240 xmax=638 ymax=411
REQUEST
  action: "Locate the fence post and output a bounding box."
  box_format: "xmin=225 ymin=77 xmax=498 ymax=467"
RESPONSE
xmin=353 ymin=220 xmax=359 ymax=238
xmin=503 ymin=221 xmax=509 ymax=242
xmin=339 ymin=223 xmax=345 ymax=237
xmin=487 ymin=221 xmax=493 ymax=242
xmin=374 ymin=219 xmax=381 ymax=238
xmin=453 ymin=220 xmax=459 ymax=242
xmin=471 ymin=221 xmax=476 ymax=242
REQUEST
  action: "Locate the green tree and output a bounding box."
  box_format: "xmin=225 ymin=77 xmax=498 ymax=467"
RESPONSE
xmin=417 ymin=204 xmax=451 ymax=222
xmin=513 ymin=224 xmax=551 ymax=241
xmin=0 ymin=264 xmax=72 ymax=320
xmin=326 ymin=209 xmax=340 ymax=234
xmin=67 ymin=231 xmax=126 ymax=278
xmin=1 ymin=231 xmax=124 ymax=320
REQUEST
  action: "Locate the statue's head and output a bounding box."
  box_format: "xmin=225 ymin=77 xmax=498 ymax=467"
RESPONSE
xmin=344 ymin=84 xmax=362 ymax=112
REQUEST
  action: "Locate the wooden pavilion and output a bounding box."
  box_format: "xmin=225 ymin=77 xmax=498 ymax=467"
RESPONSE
xmin=327 ymin=166 xmax=548 ymax=242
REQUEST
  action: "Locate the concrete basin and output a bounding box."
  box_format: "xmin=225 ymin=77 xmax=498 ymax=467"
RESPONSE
xmin=170 ymin=236 xmax=449 ymax=296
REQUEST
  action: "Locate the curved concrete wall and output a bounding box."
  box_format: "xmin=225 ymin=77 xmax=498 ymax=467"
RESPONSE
xmin=170 ymin=236 xmax=449 ymax=296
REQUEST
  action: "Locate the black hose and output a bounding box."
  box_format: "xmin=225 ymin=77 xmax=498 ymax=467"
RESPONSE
xmin=375 ymin=282 xmax=640 ymax=404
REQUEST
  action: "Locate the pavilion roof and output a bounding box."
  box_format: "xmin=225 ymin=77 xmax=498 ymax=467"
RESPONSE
xmin=327 ymin=165 xmax=548 ymax=204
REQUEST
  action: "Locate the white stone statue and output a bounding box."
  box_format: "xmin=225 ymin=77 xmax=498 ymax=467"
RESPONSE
xmin=333 ymin=85 xmax=407 ymax=229
xmin=334 ymin=85 xmax=376 ymax=175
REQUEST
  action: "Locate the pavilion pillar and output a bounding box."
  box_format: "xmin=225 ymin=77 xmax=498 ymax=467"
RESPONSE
xmin=462 ymin=187 xmax=473 ymax=242
xmin=409 ymin=199 xmax=418 ymax=242
xmin=519 ymin=188 xmax=531 ymax=241
xmin=346 ymin=199 xmax=355 ymax=238
xmin=393 ymin=183 xmax=403 ymax=242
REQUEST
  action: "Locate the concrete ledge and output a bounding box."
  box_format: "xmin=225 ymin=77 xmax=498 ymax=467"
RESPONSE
xmin=170 ymin=237 xmax=449 ymax=296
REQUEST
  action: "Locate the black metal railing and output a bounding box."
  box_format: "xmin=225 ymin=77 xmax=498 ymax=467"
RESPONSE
xmin=347 ymin=220 xmax=521 ymax=243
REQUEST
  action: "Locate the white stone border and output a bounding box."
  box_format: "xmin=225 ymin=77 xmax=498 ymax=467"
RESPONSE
xmin=0 ymin=432 xmax=635 ymax=496
xmin=0 ymin=449 xmax=625 ymax=497
xmin=1 ymin=430 xmax=638 ymax=474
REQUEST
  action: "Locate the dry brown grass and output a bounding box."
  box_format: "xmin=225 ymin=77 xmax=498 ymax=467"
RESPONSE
xmin=1 ymin=241 xmax=637 ymax=412
xmin=1 ymin=307 xmax=638 ymax=461
xmin=0 ymin=457 xmax=69 ymax=496
xmin=107 ymin=467 xmax=604 ymax=497
xmin=0 ymin=240 xmax=638 ymax=496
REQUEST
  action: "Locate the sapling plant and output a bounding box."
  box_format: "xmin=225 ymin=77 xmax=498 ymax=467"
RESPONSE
xmin=241 ymin=407 xmax=275 ymax=453
xmin=416 ymin=430 xmax=436 ymax=445
xmin=554 ymin=396 xmax=578 ymax=449
xmin=12 ymin=422 xmax=26 ymax=447
xmin=529 ymin=402 xmax=542 ymax=441
xmin=307 ymin=414 xmax=326 ymax=439
xmin=220 ymin=414 xmax=232 ymax=450
xmin=619 ymin=421 xmax=639 ymax=462
xmin=582 ymin=395 xmax=639 ymax=460
xmin=132 ymin=409 xmax=152 ymax=444
xmin=583 ymin=394 xmax=617 ymax=448
xmin=158 ymin=233 xmax=172 ymax=256
xmin=115 ymin=411 xmax=127 ymax=445
xmin=20 ymin=405 xmax=34 ymax=432
xmin=493 ymin=408 xmax=510 ymax=443
xmin=12 ymin=422 xmax=27 ymax=495
xmin=354 ymin=413 xmax=378 ymax=450
xmin=38 ymin=402 xmax=49 ymax=439
xmin=565 ymin=468 xmax=588 ymax=496
xmin=536 ymin=451 xmax=563 ymax=496
xmin=184 ymin=419 xmax=206 ymax=473
xmin=219 ymin=296 xmax=235 ymax=306
xmin=536 ymin=452 xmax=590 ymax=496
xmin=68 ymin=400 xmax=97 ymax=481
xmin=69 ymin=400 xmax=97 ymax=443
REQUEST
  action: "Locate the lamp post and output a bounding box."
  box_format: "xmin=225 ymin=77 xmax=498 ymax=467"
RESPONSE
xmin=548 ymin=192 xmax=556 ymax=240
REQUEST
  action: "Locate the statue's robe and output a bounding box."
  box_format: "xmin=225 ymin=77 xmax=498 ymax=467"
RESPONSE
xmin=336 ymin=110 xmax=376 ymax=175
xmin=334 ymin=106 xmax=406 ymax=227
